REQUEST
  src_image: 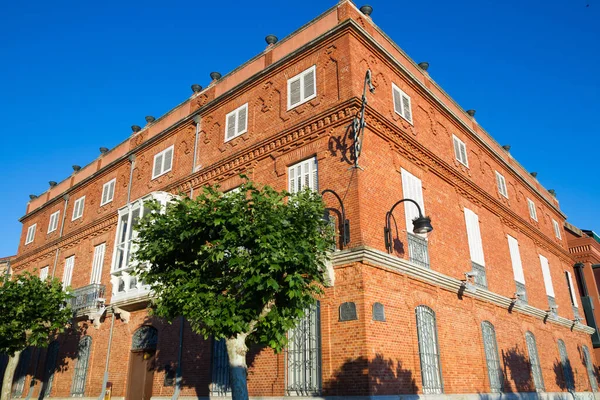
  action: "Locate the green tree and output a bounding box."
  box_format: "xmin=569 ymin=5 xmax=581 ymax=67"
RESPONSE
xmin=134 ymin=180 xmax=333 ymax=400
xmin=0 ymin=272 xmax=72 ymax=400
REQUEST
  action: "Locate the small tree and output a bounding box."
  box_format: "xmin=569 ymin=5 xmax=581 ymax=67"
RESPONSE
xmin=0 ymin=272 xmax=72 ymax=400
xmin=134 ymin=180 xmax=333 ymax=400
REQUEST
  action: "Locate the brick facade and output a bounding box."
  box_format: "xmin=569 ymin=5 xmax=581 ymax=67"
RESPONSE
xmin=6 ymin=1 xmax=598 ymax=399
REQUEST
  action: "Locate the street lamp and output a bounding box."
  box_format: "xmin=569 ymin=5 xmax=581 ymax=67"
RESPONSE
xmin=321 ymin=189 xmax=350 ymax=247
xmin=384 ymin=198 xmax=433 ymax=253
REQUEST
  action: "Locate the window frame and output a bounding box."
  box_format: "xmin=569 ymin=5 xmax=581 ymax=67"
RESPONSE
xmin=72 ymin=196 xmax=86 ymax=221
xmin=288 ymin=157 xmax=318 ymax=194
xmin=152 ymin=145 xmax=175 ymax=180
xmin=224 ymin=103 xmax=249 ymax=142
xmin=392 ymin=82 xmax=414 ymax=124
xmin=415 ymin=305 xmax=444 ymax=394
xmin=48 ymin=210 xmax=60 ymax=233
xmin=527 ymin=198 xmax=538 ymax=221
xmin=40 ymin=266 xmax=49 ymax=280
xmin=552 ymin=219 xmax=562 ymax=240
xmin=100 ymin=178 xmax=116 ymax=206
xmin=495 ymin=171 xmax=508 ymax=198
xmin=287 ymin=65 xmax=317 ymax=110
xmin=25 ymin=224 xmax=37 ymax=245
xmin=452 ymin=135 xmax=469 ymax=167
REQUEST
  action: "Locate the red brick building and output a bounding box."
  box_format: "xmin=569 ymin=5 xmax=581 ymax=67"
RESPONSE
xmin=5 ymin=1 xmax=599 ymax=399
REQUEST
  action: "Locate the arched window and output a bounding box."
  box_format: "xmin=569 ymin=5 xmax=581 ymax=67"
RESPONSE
xmin=582 ymin=345 xmax=598 ymax=391
xmin=481 ymin=321 xmax=503 ymax=392
xmin=71 ymin=336 xmax=92 ymax=396
xmin=41 ymin=341 xmax=60 ymax=398
xmin=131 ymin=325 xmax=158 ymax=351
xmin=415 ymin=305 xmax=443 ymax=394
xmin=525 ymin=332 xmax=545 ymax=391
xmin=286 ymin=302 xmax=321 ymax=396
xmin=557 ymin=339 xmax=575 ymax=391
xmin=211 ymin=338 xmax=230 ymax=396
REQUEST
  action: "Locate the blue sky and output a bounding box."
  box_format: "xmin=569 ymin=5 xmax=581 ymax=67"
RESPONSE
xmin=0 ymin=0 xmax=598 ymax=256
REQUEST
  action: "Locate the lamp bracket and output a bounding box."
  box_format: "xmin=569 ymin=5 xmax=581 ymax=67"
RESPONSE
xmin=350 ymin=69 xmax=375 ymax=169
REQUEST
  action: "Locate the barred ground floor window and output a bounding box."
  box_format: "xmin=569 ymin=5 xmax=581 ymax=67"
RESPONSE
xmin=71 ymin=336 xmax=92 ymax=396
xmin=286 ymin=302 xmax=321 ymax=396
xmin=481 ymin=321 xmax=503 ymax=392
xmin=415 ymin=305 xmax=443 ymax=394
xmin=525 ymin=331 xmax=545 ymax=391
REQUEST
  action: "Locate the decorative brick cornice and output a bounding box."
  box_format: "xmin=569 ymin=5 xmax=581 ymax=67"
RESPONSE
xmin=332 ymin=246 xmax=595 ymax=335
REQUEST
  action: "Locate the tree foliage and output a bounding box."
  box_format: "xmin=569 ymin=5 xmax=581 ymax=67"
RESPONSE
xmin=0 ymin=272 xmax=73 ymax=356
xmin=134 ymin=179 xmax=333 ymax=351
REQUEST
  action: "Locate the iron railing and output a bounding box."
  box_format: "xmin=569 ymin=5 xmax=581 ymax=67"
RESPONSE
xmin=471 ymin=262 xmax=487 ymax=289
xmin=70 ymin=284 xmax=105 ymax=315
xmin=515 ymin=281 xmax=528 ymax=304
xmin=407 ymin=233 xmax=429 ymax=269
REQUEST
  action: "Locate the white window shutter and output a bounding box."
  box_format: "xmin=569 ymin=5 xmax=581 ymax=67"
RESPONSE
xmin=453 ymin=137 xmax=461 ymax=160
xmin=507 ymin=235 xmax=525 ymax=284
xmin=101 ymin=186 xmax=109 ymax=205
xmin=401 ymin=94 xmax=412 ymax=122
xmin=109 ymin=180 xmax=115 ymax=201
xmin=63 ymin=256 xmax=74 ymax=289
xmin=401 ymin=169 xmax=425 ymax=236
xmin=459 ymin=143 xmax=467 ymax=165
xmin=464 ymin=208 xmax=485 ymax=266
xmin=91 ymin=243 xmax=106 ymax=284
xmin=164 ymin=147 xmax=173 ymax=171
xmin=226 ymin=113 xmax=237 ymax=139
xmin=311 ymin=158 xmax=318 ymax=191
xmin=289 ymin=78 xmax=301 ymax=107
xmin=40 ymin=266 xmax=49 ymax=280
xmin=153 ymin=154 xmax=163 ymax=177
xmin=539 ymin=255 xmax=555 ymax=297
xmin=237 ymin=105 xmax=247 ymax=134
xmin=289 ymin=164 xmax=296 ymax=194
xmin=303 ymin=68 xmax=315 ymax=99
xmin=393 ymin=87 xmax=402 ymax=116
xmin=566 ymin=271 xmax=578 ymax=307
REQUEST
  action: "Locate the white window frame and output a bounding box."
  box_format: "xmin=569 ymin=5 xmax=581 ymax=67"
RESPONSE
xmin=452 ymin=135 xmax=469 ymax=167
xmin=495 ymin=171 xmax=508 ymax=198
xmin=40 ymin=266 xmax=49 ymax=280
xmin=288 ymin=157 xmax=318 ymax=194
xmin=287 ymin=65 xmax=317 ymax=110
xmin=527 ymin=199 xmax=538 ymax=221
xmin=224 ymin=103 xmax=248 ymax=142
xmin=90 ymin=243 xmax=106 ymax=284
xmin=48 ymin=210 xmax=60 ymax=233
xmin=63 ymin=256 xmax=75 ymax=290
xmin=553 ymin=219 xmax=562 ymax=240
xmin=101 ymin=178 xmax=116 ymax=206
xmin=72 ymin=196 xmax=85 ymax=221
xmin=25 ymin=224 xmax=37 ymax=245
xmin=152 ymin=145 xmax=174 ymax=180
xmin=392 ymin=82 xmax=413 ymax=124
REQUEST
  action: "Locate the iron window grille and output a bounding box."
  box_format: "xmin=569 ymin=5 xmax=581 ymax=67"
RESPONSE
xmin=70 ymin=336 xmax=92 ymax=397
xmin=286 ymin=302 xmax=321 ymax=396
xmin=415 ymin=305 xmax=443 ymax=394
xmin=515 ymin=281 xmax=528 ymax=304
xmin=408 ymin=232 xmax=430 ymax=269
xmin=211 ymin=338 xmax=231 ymax=396
xmin=41 ymin=341 xmax=60 ymax=398
xmin=582 ymin=345 xmax=598 ymax=391
xmin=525 ymin=332 xmax=545 ymax=392
xmin=472 ymin=262 xmax=487 ymax=289
xmin=557 ymin=339 xmax=575 ymax=391
xmin=481 ymin=321 xmax=503 ymax=392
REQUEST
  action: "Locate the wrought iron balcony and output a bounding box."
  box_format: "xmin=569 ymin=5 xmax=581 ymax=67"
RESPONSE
xmin=407 ymin=233 xmax=429 ymax=269
xmin=69 ymin=283 xmax=105 ymax=317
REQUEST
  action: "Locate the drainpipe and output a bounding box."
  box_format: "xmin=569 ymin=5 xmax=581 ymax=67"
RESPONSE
xmin=50 ymin=194 xmax=69 ymax=278
xmin=190 ymin=116 xmax=201 ymax=198
xmin=171 ymin=316 xmax=185 ymax=400
xmin=127 ymin=155 xmax=135 ymax=203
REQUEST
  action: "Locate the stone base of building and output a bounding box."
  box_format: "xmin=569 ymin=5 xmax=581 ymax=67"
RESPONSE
xmin=146 ymin=393 xmax=600 ymax=400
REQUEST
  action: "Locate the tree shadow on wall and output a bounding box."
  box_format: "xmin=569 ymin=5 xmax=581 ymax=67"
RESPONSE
xmin=501 ymin=346 xmax=535 ymax=393
xmin=323 ymin=354 xmax=418 ymax=397
xmin=553 ymin=358 xmax=576 ymax=393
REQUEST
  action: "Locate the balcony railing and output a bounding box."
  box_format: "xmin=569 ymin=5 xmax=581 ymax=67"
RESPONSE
xmin=407 ymin=233 xmax=429 ymax=269
xmin=70 ymin=283 xmax=105 ymax=316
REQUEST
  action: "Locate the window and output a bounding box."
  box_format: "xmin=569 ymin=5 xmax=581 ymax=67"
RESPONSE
xmin=40 ymin=266 xmax=49 ymax=280
xmin=286 ymin=303 xmax=321 ymax=395
xmin=71 ymin=336 xmax=92 ymax=396
xmin=527 ymin=199 xmax=538 ymax=221
xmin=101 ymin=178 xmax=116 ymax=206
xmin=464 ymin=208 xmax=487 ymax=288
xmin=12 ymin=347 xmax=33 ymax=398
xmin=582 ymin=345 xmax=599 ymax=391
xmin=392 ymin=83 xmax=413 ymax=123
xmin=63 ymin=256 xmax=75 ymax=289
xmin=539 ymin=255 xmax=556 ymax=310
xmin=288 ymin=157 xmax=318 ymax=193
xmin=481 ymin=321 xmax=503 ymax=393
xmin=224 ymin=103 xmax=248 ymax=141
xmin=557 ymin=339 xmax=575 ymax=390
xmin=72 ymin=196 xmax=85 ymax=220
xmin=565 ymin=271 xmax=579 ymax=310
xmin=90 ymin=243 xmax=106 ymax=284
xmin=287 ymin=65 xmax=316 ymax=109
xmin=25 ymin=224 xmax=36 ymax=244
xmin=41 ymin=341 xmax=60 ymax=397
xmin=48 ymin=211 xmax=60 ymax=233
xmin=152 ymin=146 xmax=174 ymax=179
xmin=415 ymin=305 xmax=443 ymax=394
xmin=507 ymin=235 xmax=527 ymax=303
xmin=452 ymin=135 xmax=468 ymax=167
xmin=525 ymin=332 xmax=545 ymax=391
xmin=495 ymin=171 xmax=508 ymax=198
xmin=211 ymin=338 xmax=231 ymax=395
xmin=401 ymin=168 xmax=429 ymax=268
xmin=553 ymin=219 xmax=562 ymax=240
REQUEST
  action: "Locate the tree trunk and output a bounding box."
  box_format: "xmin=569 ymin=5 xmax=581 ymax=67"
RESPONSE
xmin=1 ymin=350 xmax=20 ymax=400
xmin=226 ymin=334 xmax=249 ymax=400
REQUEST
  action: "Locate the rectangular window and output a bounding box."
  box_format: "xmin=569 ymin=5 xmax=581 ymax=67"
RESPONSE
xmin=25 ymin=224 xmax=36 ymax=244
xmin=101 ymin=179 xmax=116 ymax=206
xmin=552 ymin=219 xmax=562 ymax=240
xmin=527 ymin=199 xmax=538 ymax=221
xmin=224 ymin=103 xmax=248 ymax=141
xmin=401 ymin=169 xmax=429 ymax=269
xmin=452 ymin=135 xmax=468 ymax=167
xmin=63 ymin=256 xmax=75 ymax=289
xmin=40 ymin=266 xmax=49 ymax=280
xmin=464 ymin=208 xmax=487 ymax=288
xmin=539 ymin=254 xmax=555 ymax=297
xmin=565 ymin=271 xmax=578 ymax=308
xmin=287 ymin=66 xmax=316 ymax=110
xmin=90 ymin=243 xmax=106 ymax=284
xmin=416 ymin=305 xmax=443 ymax=394
xmin=72 ymin=196 xmax=85 ymax=220
xmin=288 ymin=157 xmax=318 ymax=194
xmin=48 ymin=211 xmax=60 ymax=233
xmin=392 ymin=83 xmax=413 ymax=123
xmin=507 ymin=235 xmax=525 ymax=284
xmin=495 ymin=171 xmax=508 ymax=198
xmin=286 ymin=303 xmax=321 ymax=395
xmin=152 ymin=146 xmax=174 ymax=179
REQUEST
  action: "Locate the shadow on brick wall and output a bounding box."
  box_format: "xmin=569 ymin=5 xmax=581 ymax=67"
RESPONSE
xmin=323 ymin=354 xmax=417 ymax=396
xmin=501 ymin=346 xmax=535 ymax=392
